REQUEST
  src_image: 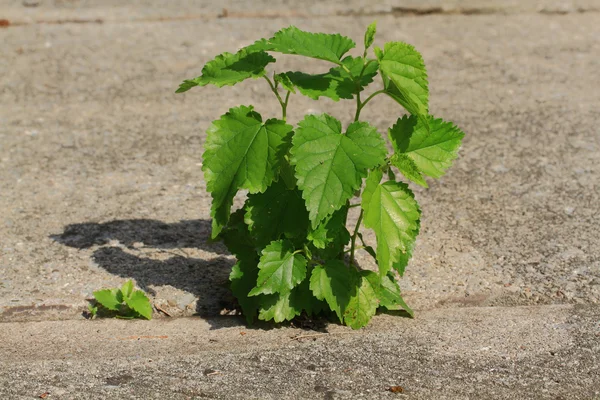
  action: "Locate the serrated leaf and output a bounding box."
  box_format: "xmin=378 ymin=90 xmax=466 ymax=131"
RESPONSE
xmin=377 ymin=273 xmax=413 ymax=316
xmin=229 ymin=255 xmax=261 ymax=324
xmin=125 ymin=290 xmax=153 ymax=320
xmin=291 ymin=114 xmax=387 ymax=227
xmin=389 ymin=115 xmax=465 ymax=180
xmin=248 ymin=240 xmax=307 ymax=296
xmin=294 ymin=275 xmax=328 ymax=316
xmin=279 ymin=157 xmax=297 ymax=189
xmin=121 ymin=280 xmax=134 ymax=299
xmin=361 ymin=170 xmax=421 ymax=276
xmin=203 ymin=106 xmax=293 ymax=237
xmin=93 ymin=289 xmax=122 ymax=311
xmin=308 ymin=207 xmax=349 ymax=249
xmin=274 ymin=73 xmax=296 ymax=93
xmin=221 ymin=208 xmax=257 ymax=258
xmin=176 ymin=49 xmax=275 ymax=92
xmin=284 ymin=56 xmax=378 ymax=101
xmin=244 ymin=180 xmax=309 ymax=248
xmin=392 ymin=243 xmax=413 ymax=277
xmin=344 ymin=270 xmax=379 ymax=329
xmin=257 ymin=291 xmax=302 ymax=323
xmin=258 ymin=26 xmax=355 ymax=64
xmin=357 ymin=231 xmax=377 ymax=261
xmin=310 ymin=261 xmax=357 ymax=322
xmin=390 ymin=153 xmax=428 ymax=187
xmin=364 ymin=21 xmax=377 ymax=49
xmin=378 ymin=42 xmax=429 ymax=116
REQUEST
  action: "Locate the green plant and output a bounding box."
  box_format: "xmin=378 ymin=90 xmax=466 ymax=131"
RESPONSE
xmin=177 ymin=23 xmax=464 ymax=329
xmin=89 ymin=280 xmax=153 ymax=320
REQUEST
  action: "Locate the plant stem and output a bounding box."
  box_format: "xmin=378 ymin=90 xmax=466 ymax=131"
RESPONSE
xmin=349 ymin=208 xmax=364 ymax=266
xmin=358 ymin=89 xmax=386 ymax=113
xmin=344 ymin=246 xmax=365 ymax=254
xmin=354 ymin=91 xmax=362 ymax=122
xmin=263 ymin=76 xmax=287 ymax=120
xmin=283 ymin=91 xmax=291 ymax=121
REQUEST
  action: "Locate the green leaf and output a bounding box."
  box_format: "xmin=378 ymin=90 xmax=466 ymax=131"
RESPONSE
xmin=257 ymin=26 xmax=355 ymax=64
xmin=248 ymin=240 xmax=307 ymax=296
xmin=389 ymin=115 xmax=465 ymax=180
xmin=309 ymin=260 xmax=357 ymax=322
xmin=283 ymin=56 xmax=378 ymax=101
xmin=125 ymin=290 xmax=153 ymax=320
xmin=392 ymin=237 xmax=418 ymax=277
xmin=361 ymin=169 xmax=421 ymax=276
xmin=291 ymin=114 xmax=387 ymax=227
xmin=344 ymin=270 xmax=379 ymax=329
xmin=364 ymin=21 xmax=377 ymax=49
xmin=176 ymin=49 xmax=275 ymax=92
xmin=279 ymin=157 xmax=297 ymax=189
xmin=203 ymin=106 xmax=293 ymax=237
xmin=229 ymin=255 xmax=261 ymax=323
xmin=121 ymin=280 xmax=134 ymax=299
xmin=294 ymin=275 xmax=328 ymax=316
xmin=308 ymin=207 xmax=349 ymax=250
xmin=274 ymin=73 xmax=296 ymax=93
xmin=87 ymin=304 xmax=98 ymax=318
xmin=390 ymin=154 xmax=428 ymax=187
xmin=93 ymin=289 xmax=122 ymax=311
xmin=357 ymin=231 xmax=377 ymax=261
xmin=377 ymin=273 xmax=414 ymax=317
xmin=258 ymin=291 xmax=302 ymax=323
xmin=221 ymin=208 xmax=257 ymax=258
xmin=244 ymin=180 xmax=309 ymax=248
xmin=378 ymin=42 xmax=429 ymax=116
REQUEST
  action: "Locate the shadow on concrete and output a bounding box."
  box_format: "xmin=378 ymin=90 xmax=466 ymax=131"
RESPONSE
xmin=51 ymin=219 xmax=239 ymax=327
xmin=51 ymin=219 xmax=228 ymax=254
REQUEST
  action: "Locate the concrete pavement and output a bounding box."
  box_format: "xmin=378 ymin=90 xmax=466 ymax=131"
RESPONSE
xmin=1 ymin=0 xmax=599 ymax=398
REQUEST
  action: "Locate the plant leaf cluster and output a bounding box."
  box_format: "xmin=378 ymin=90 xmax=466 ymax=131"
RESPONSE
xmin=89 ymin=280 xmax=153 ymax=320
xmin=178 ymin=22 xmax=464 ymax=329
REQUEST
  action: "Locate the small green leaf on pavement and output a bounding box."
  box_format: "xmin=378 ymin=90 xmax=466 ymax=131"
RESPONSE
xmin=93 ymin=289 xmax=122 ymax=311
xmin=121 ymin=280 xmax=134 ymax=299
xmin=125 ymin=290 xmax=153 ymax=320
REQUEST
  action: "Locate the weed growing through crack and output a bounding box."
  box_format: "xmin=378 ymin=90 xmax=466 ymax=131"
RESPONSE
xmin=177 ymin=23 xmax=464 ymax=329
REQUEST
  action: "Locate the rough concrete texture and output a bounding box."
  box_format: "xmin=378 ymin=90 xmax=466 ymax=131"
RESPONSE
xmin=1 ymin=0 xmax=599 ymax=398
xmin=1 ymin=305 xmax=599 ymax=399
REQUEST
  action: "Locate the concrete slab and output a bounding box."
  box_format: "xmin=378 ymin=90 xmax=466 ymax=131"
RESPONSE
xmin=1 ymin=305 xmax=599 ymax=399
xmin=1 ymin=1 xmax=599 ymax=398
xmin=2 ymin=2 xmax=599 ymax=321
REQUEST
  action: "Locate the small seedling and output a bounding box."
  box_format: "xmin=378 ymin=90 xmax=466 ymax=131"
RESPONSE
xmin=89 ymin=280 xmax=153 ymax=320
xmin=177 ymin=23 xmax=464 ymax=329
